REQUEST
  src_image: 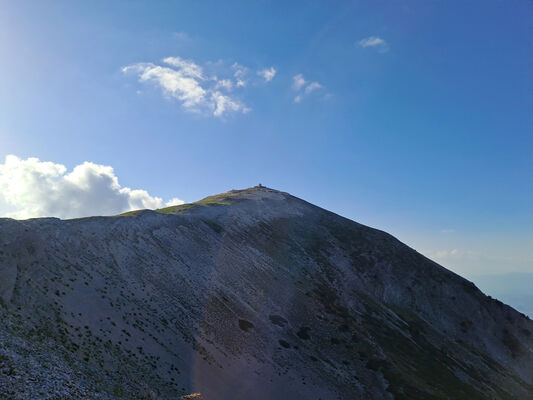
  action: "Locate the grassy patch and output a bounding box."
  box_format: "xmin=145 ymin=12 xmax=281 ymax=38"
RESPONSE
xmin=117 ymin=187 xmax=263 ymax=216
xmin=155 ymin=193 xmax=236 ymax=215
xmin=155 ymin=203 xmax=198 ymax=215
xmin=116 ymin=210 xmax=145 ymax=217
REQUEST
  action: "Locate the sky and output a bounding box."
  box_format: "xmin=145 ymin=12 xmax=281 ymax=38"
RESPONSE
xmin=0 ymin=0 xmax=532 ymax=280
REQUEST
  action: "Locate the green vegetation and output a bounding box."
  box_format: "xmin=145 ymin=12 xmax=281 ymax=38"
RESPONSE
xmin=117 ymin=210 xmax=145 ymax=217
xmin=155 ymin=203 xmax=197 ymax=214
xmin=116 ymin=187 xmax=268 ymax=216
xmin=155 ymin=192 xmax=236 ymax=215
xmin=116 ymin=192 xmax=236 ymax=216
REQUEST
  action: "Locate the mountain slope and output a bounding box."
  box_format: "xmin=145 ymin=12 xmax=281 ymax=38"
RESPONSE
xmin=0 ymin=186 xmax=532 ymax=399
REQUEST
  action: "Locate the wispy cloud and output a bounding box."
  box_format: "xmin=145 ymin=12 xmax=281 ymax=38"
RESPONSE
xmin=162 ymin=56 xmax=204 ymax=79
xmin=292 ymin=74 xmax=306 ymax=91
xmin=232 ymin=62 xmax=248 ymax=87
xmin=358 ymin=36 xmax=389 ymax=53
xmin=304 ymin=81 xmax=322 ymax=94
xmin=123 ymin=56 xmax=271 ymax=117
xmin=211 ymin=91 xmax=250 ymax=117
xmin=292 ymin=73 xmax=324 ymax=103
xmin=441 ymin=229 xmax=456 ymax=233
xmin=215 ymin=79 xmax=234 ymax=91
xmin=423 ymin=249 xmax=479 ymax=262
xmin=257 ymin=67 xmax=276 ymax=82
xmin=172 ymin=31 xmax=192 ymax=42
xmin=0 ymin=155 xmax=183 ymax=219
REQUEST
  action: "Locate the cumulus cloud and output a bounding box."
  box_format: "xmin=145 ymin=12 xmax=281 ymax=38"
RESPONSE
xmin=257 ymin=67 xmax=276 ymax=82
xmin=123 ymin=56 xmax=267 ymax=117
xmin=292 ymin=73 xmax=324 ymax=103
xmin=358 ymin=36 xmax=389 ymax=52
xmin=122 ymin=60 xmax=207 ymax=110
xmin=0 ymin=155 xmax=184 ymax=219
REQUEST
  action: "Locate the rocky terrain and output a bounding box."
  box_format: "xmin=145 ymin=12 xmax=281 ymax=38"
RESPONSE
xmin=0 ymin=186 xmax=532 ymax=399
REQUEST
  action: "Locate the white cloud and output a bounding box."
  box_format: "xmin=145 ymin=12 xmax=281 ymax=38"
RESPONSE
xmin=257 ymin=67 xmax=276 ymax=82
xmin=292 ymin=73 xmax=324 ymax=103
xmin=210 ymin=91 xmax=250 ymax=117
xmin=123 ymin=56 xmax=253 ymax=117
xmin=292 ymin=74 xmax=306 ymax=91
xmin=122 ymin=62 xmax=206 ymax=110
xmin=358 ymin=36 xmax=385 ymax=47
xmin=441 ymin=229 xmax=456 ymax=233
xmin=304 ymin=81 xmax=322 ymax=94
xmin=232 ymin=62 xmax=248 ymax=87
xmin=358 ymin=36 xmax=389 ymax=52
xmin=162 ymin=56 xmax=204 ymax=80
xmin=215 ymin=79 xmax=233 ymax=91
xmin=0 ymin=155 xmax=184 ymax=219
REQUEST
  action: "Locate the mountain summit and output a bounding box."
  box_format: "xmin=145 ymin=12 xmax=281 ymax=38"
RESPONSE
xmin=0 ymin=186 xmax=532 ymax=399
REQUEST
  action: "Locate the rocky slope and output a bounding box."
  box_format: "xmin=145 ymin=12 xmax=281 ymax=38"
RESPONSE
xmin=0 ymin=186 xmax=532 ymax=399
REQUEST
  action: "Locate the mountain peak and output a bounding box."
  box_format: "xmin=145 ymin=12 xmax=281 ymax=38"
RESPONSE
xmin=149 ymin=185 xmax=293 ymax=216
xmin=209 ymin=184 xmax=287 ymax=199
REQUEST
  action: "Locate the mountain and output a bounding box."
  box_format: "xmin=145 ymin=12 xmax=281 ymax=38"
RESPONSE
xmin=0 ymin=186 xmax=532 ymax=399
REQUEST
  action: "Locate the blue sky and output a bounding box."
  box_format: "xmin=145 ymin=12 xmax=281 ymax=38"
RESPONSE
xmin=0 ymin=0 xmax=532 ymax=278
